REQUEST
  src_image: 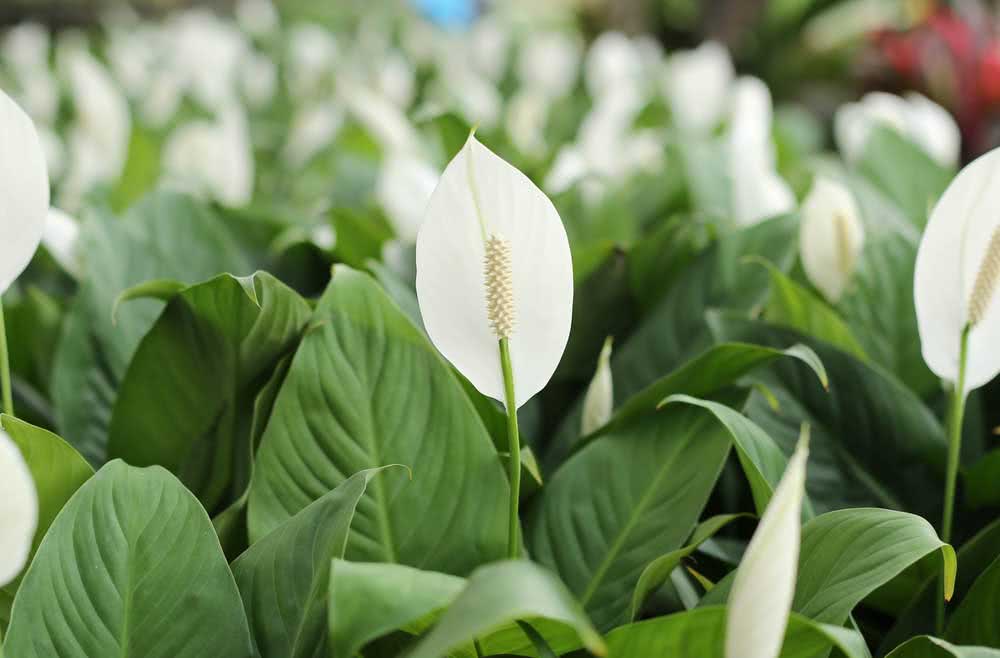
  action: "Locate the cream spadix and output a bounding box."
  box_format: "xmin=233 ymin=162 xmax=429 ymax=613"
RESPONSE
xmin=0 ymin=88 xmax=50 ymax=295
xmin=725 ymin=434 xmax=809 ymax=658
xmin=915 ymin=147 xmax=1000 ymax=390
xmin=416 ymin=135 xmax=573 ymax=409
xmin=0 ymin=429 xmax=38 ymax=587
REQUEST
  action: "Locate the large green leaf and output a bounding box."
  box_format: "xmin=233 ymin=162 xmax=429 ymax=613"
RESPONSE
xmin=0 ymin=415 xmax=94 ymax=629
xmin=887 ymin=637 xmax=1000 ymax=658
xmin=4 ymin=460 xmax=252 ymax=657
xmin=702 ymin=508 xmax=956 ymax=628
xmin=52 ymin=192 xmax=255 ymax=463
xmin=232 ymin=467 xmax=398 ymax=658
xmin=946 ymin=554 xmax=1000 ymax=648
xmin=328 ymin=561 xmax=465 ymax=658
xmin=529 ymin=404 xmax=733 ymax=630
xmin=247 ymin=266 xmax=508 ymax=574
xmin=709 ymin=314 xmax=946 ymax=515
xmin=107 ymin=272 xmax=311 ymax=511
xmin=407 ymin=561 xmax=606 ymax=658
xmin=546 ymin=214 xmax=798 ymax=465
xmin=605 ymin=606 xmax=868 ymax=658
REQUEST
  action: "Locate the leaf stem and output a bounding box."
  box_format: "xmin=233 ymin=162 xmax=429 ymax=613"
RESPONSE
xmin=499 ymin=338 xmax=521 ymax=559
xmin=0 ymin=297 xmax=13 ymax=417
xmin=937 ymin=324 xmax=970 ymax=633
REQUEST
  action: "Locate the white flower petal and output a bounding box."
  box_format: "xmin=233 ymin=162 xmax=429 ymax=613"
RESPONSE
xmin=517 ymin=31 xmax=580 ymax=98
xmin=800 ymin=177 xmax=865 ymax=303
xmin=0 ymin=89 xmax=50 ymax=295
xmin=731 ymin=158 xmax=795 ymax=227
xmin=662 ymin=41 xmax=734 ymax=133
xmin=377 ymin=152 xmax=439 ymax=243
xmin=728 ymin=76 xmax=776 ymax=171
xmin=416 ymin=136 xmax=573 ymax=408
xmin=904 ymin=92 xmax=961 ymax=168
xmin=42 ymin=207 xmax=82 ymax=278
xmin=162 ymin=106 xmax=254 ymax=206
xmin=915 ymin=147 xmax=1000 ymax=390
xmin=725 ymin=436 xmax=809 ymax=658
xmin=585 ymin=31 xmax=642 ymax=100
xmin=581 ymin=337 xmax=614 ymax=435
xmin=0 ymin=429 xmax=38 ymax=588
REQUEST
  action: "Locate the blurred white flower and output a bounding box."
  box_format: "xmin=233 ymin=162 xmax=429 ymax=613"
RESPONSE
xmin=727 ymin=77 xmax=795 ymax=225
xmin=287 ymin=23 xmax=338 ymax=99
xmin=517 ymin=30 xmax=580 ymax=98
xmin=585 ymin=31 xmax=642 ymax=100
xmin=0 ymin=89 xmax=50 ymax=295
xmin=0 ymin=429 xmax=38 ymax=588
xmin=283 ymin=103 xmax=344 ymax=167
xmin=799 ymin=177 xmax=865 ymax=303
xmin=167 ymin=9 xmax=249 ymax=111
xmin=240 ymin=51 xmax=278 ymax=109
xmin=662 ymin=41 xmax=734 ymax=134
xmin=42 ymin=207 xmax=82 ymax=278
xmin=2 ymin=23 xmax=50 ymax=73
xmin=236 ymin=0 xmax=279 ymax=37
xmin=506 ymin=89 xmax=550 ymax=158
xmin=163 ymin=106 xmax=254 ymax=206
xmin=835 ymin=91 xmax=960 ymax=167
xmin=376 ymin=152 xmax=439 ymax=243
xmin=469 ymin=16 xmax=510 ymax=82
xmin=431 ymin=60 xmax=503 ymax=130
xmin=915 ymin=147 xmax=1000 ymax=390
xmin=58 ymin=49 xmax=131 ymax=210
xmin=36 ymin=126 xmax=65 ymax=182
xmin=141 ymin=68 xmax=185 ymax=128
xmin=377 ymin=50 xmax=417 ymax=109
xmin=725 ymin=436 xmax=809 ymax=658
xmin=581 ymin=337 xmax=614 ymax=435
xmin=416 ymin=136 xmax=573 ymax=408
xmin=12 ymin=72 xmax=59 ymax=127
xmin=106 ymin=25 xmax=158 ymax=98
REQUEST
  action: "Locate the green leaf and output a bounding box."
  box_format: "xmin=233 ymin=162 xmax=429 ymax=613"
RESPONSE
xmin=232 ymin=467 xmax=399 ymax=658
xmin=708 ymin=314 xmax=947 ymax=515
xmin=529 ymin=404 xmax=734 ymax=630
xmin=946 ymin=554 xmax=1000 ymax=648
xmin=327 ymin=560 xmax=465 ymax=658
xmin=247 ymin=266 xmax=508 ymax=574
xmin=630 ymin=514 xmax=748 ymax=621
xmin=52 ymin=192 xmax=256 ymax=463
xmin=0 ymin=415 xmax=94 ymax=629
xmin=658 ymin=395 xmax=808 ymax=517
xmin=855 ymin=125 xmax=952 ymax=229
xmin=605 ymin=606 xmax=869 ymax=658
xmin=330 ymin=207 xmax=393 ymax=268
xmin=702 ymin=508 xmax=956 ymax=627
xmin=750 ymin=257 xmax=867 ymax=358
xmin=108 ymin=272 xmax=311 ymax=511
xmin=628 ymin=214 xmax=713 ymax=313
xmin=964 ymin=449 xmax=1000 ymax=509
xmin=4 ymin=460 xmax=252 ymax=657
xmin=406 ymin=560 xmax=606 ymax=658
xmin=887 ymin=636 xmax=1000 ymax=658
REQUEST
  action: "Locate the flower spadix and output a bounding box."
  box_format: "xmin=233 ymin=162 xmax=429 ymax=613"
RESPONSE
xmin=725 ymin=435 xmax=809 ymax=658
xmin=800 ymin=177 xmax=865 ymax=303
xmin=416 ymin=136 xmax=573 ymax=409
xmin=0 ymin=428 xmax=38 ymax=587
xmin=915 ymin=147 xmax=1000 ymax=390
xmin=0 ymin=88 xmax=50 ymax=295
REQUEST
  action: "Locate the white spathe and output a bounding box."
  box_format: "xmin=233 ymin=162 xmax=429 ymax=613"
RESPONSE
xmin=835 ymin=91 xmax=960 ymax=167
xmin=662 ymin=41 xmax=734 ymax=134
xmin=800 ymin=177 xmax=865 ymax=303
xmin=0 ymin=89 xmax=50 ymax=295
xmin=162 ymin=106 xmax=254 ymax=206
xmin=915 ymin=147 xmax=1000 ymax=390
xmin=517 ymin=30 xmax=580 ymax=99
xmin=377 ymin=152 xmax=439 ymax=243
xmin=585 ymin=31 xmax=642 ymax=100
xmin=42 ymin=207 xmax=82 ymax=278
xmin=0 ymin=429 xmax=38 ymax=588
xmin=581 ymin=337 xmax=614 ymax=435
xmin=725 ymin=436 xmax=809 ymax=658
xmin=416 ymin=136 xmax=573 ymax=409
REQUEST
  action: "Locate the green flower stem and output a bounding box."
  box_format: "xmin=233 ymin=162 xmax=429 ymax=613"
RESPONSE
xmin=937 ymin=325 xmax=970 ymax=634
xmin=0 ymin=297 xmax=13 ymax=417
xmin=499 ymin=338 xmax=521 ymax=559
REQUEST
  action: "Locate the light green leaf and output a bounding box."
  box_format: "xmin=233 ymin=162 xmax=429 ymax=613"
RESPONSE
xmin=4 ymin=460 xmax=253 ymax=658
xmin=247 ymin=266 xmax=508 ymax=574
xmin=946 ymin=554 xmax=1000 ymax=648
xmin=233 ymin=467 xmax=400 ymax=658
xmin=108 ymin=272 xmax=311 ymax=512
xmin=888 ymin=636 xmax=1000 ymax=658
xmin=407 ymin=561 xmax=606 ymax=658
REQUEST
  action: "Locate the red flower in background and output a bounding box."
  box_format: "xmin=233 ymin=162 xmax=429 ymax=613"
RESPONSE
xmin=871 ymin=3 xmax=1000 ymax=157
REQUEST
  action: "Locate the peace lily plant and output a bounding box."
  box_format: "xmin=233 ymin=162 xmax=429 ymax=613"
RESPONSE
xmin=416 ymin=134 xmax=573 ymax=557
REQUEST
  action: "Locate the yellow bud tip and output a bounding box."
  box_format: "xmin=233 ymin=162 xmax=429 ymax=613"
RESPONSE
xmin=968 ymin=225 xmax=1000 ymax=327
xmin=484 ymin=234 xmax=515 ymax=339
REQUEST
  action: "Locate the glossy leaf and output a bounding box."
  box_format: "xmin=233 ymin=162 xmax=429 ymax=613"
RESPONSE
xmin=4 ymin=460 xmax=253 ymax=658
xmin=888 ymin=637 xmax=1000 ymax=658
xmin=946 ymin=554 xmax=1000 ymax=648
